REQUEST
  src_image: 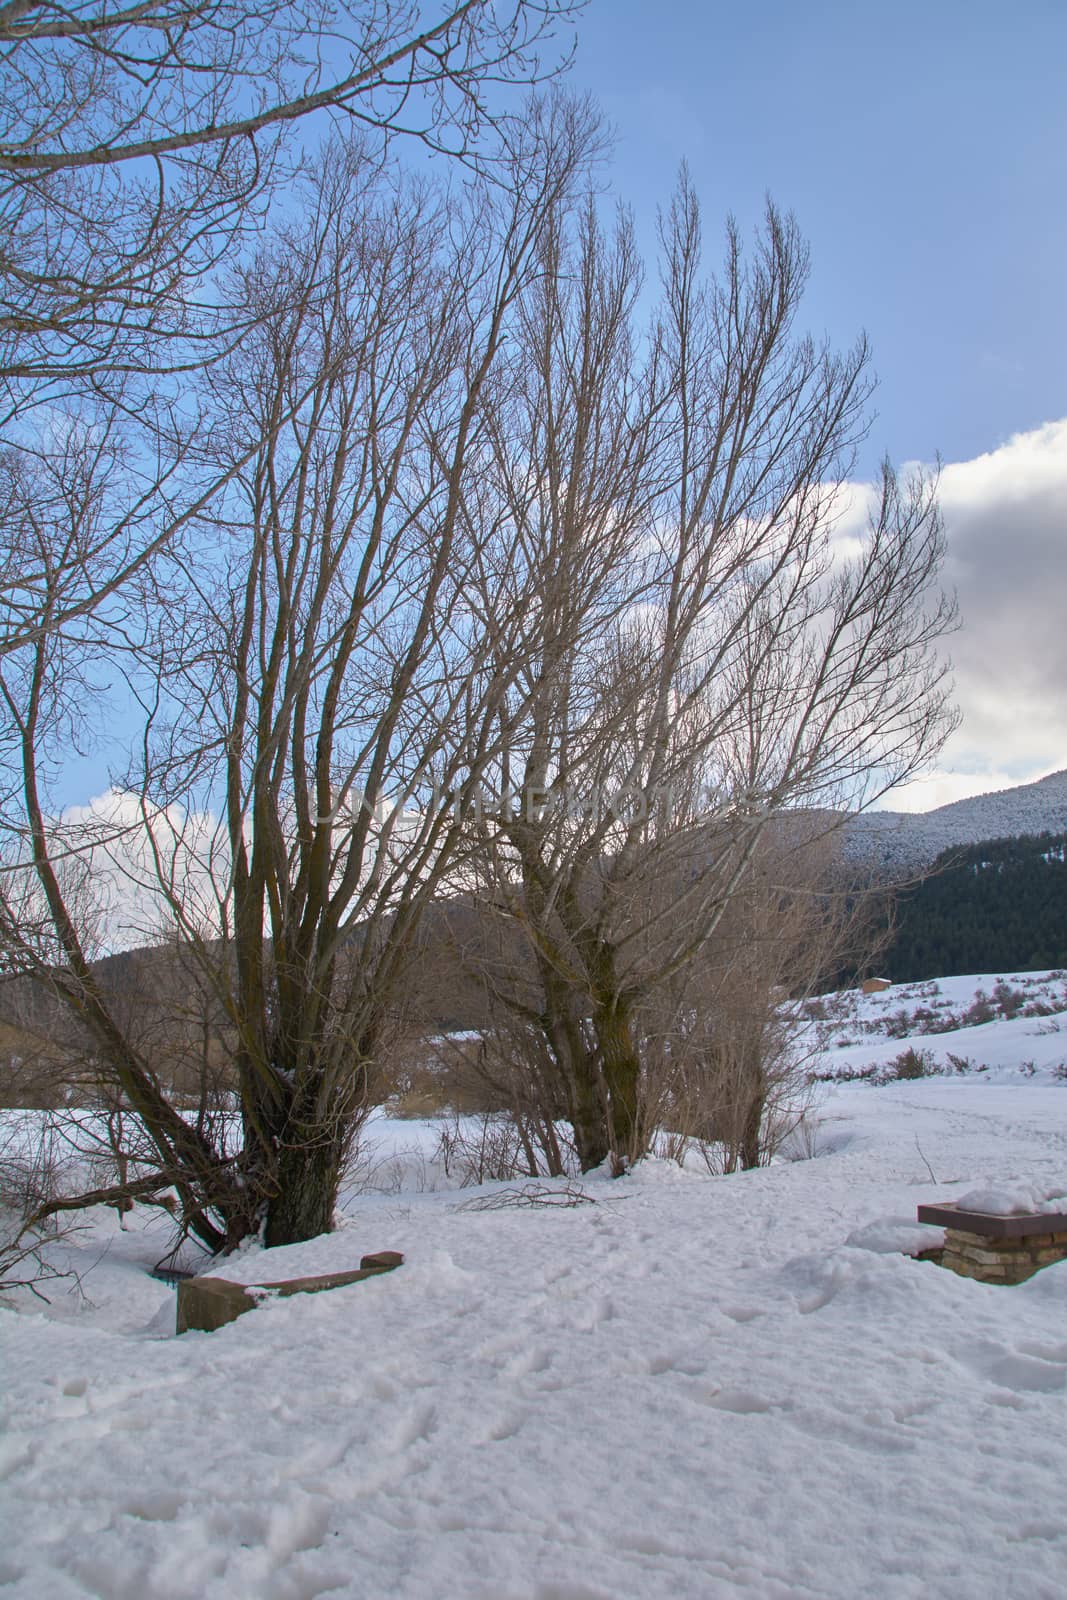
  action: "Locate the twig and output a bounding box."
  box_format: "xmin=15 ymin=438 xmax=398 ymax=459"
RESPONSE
xmin=454 ymin=1181 xmax=595 ymax=1211
xmin=915 ymin=1136 xmax=937 ymax=1185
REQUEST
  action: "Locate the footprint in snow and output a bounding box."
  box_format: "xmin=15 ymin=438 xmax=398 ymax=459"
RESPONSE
xmin=1017 ymin=1339 xmax=1067 ymax=1365
xmin=472 ymin=1332 xmax=523 ymax=1366
xmin=484 ymin=1407 xmax=527 ymax=1443
xmin=576 ymin=1294 xmax=616 ymax=1331
xmin=122 ymin=1489 xmax=185 ymax=1523
xmin=647 ymin=1351 xmax=706 ymax=1377
xmin=107 ymin=1410 xmax=154 ymax=1434
xmin=207 ymin=1493 xmax=332 ymax=1563
xmin=0 ymin=1434 xmax=35 ymax=1480
xmin=1007 ymin=1522 xmax=1067 ymax=1544
xmin=721 ymin=1305 xmax=764 ymax=1324
xmin=371 ymin=1369 xmax=431 ymax=1402
xmin=785 ymin=1406 xmax=918 ymax=1455
xmin=208 ymin=1501 xmax=270 ymax=1545
xmin=962 ymin=1340 xmax=1067 ymax=1395
xmin=265 ymin=1494 xmax=333 ymax=1561
xmin=504 ymin=1345 xmax=552 ymax=1379
xmin=389 ymin=1401 xmax=438 ymax=1451
xmin=701 ymin=1386 xmax=775 ymax=1414
xmin=890 ymin=1398 xmax=936 ymax=1425
xmin=533 ymin=1583 xmax=616 ymax=1600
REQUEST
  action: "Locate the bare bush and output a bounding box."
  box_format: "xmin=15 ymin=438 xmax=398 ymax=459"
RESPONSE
xmin=0 ymin=1111 xmax=81 ymax=1296
xmin=434 ymin=1111 xmax=571 ymax=1186
xmin=890 ymin=1047 xmax=936 ymax=1081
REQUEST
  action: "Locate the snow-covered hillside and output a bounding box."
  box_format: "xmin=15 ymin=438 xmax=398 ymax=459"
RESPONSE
xmin=844 ymin=767 xmax=1067 ymax=870
xmin=799 ymin=968 xmax=1067 ymax=1085
xmin=2 ymin=972 xmax=1067 ymax=1600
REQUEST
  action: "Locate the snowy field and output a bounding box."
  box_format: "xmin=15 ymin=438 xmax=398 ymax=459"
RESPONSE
xmin=3 ymin=973 xmax=1067 ymax=1600
xmin=800 ymin=968 xmax=1067 ymax=1085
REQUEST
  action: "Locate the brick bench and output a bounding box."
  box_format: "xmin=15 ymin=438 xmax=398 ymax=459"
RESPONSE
xmin=917 ymin=1202 xmax=1067 ymax=1285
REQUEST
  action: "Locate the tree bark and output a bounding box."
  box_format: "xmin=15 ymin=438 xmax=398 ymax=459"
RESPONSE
xmin=569 ymin=1053 xmax=610 ymax=1172
xmin=592 ymin=997 xmax=642 ymax=1168
xmin=739 ymin=1059 xmax=766 ymax=1172
xmin=265 ymin=1134 xmax=346 ymax=1248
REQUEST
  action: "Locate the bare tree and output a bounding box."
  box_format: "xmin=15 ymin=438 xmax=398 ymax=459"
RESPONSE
xmin=0 ymin=100 xmax=603 ymax=1250
xmin=1 ymin=0 xmax=582 ymax=390
xmin=458 ymin=172 xmax=957 ymax=1171
xmin=0 ymin=2 xmax=585 ymax=701
xmin=0 ymin=1 xmax=589 ymax=1252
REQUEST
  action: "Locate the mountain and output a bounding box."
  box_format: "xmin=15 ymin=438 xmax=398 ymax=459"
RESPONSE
xmin=843 ymin=769 xmax=1067 ymax=871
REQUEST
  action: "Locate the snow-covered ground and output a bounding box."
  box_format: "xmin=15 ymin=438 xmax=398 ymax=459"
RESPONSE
xmin=799 ymin=968 xmax=1067 ymax=1085
xmin=3 ymin=973 xmax=1067 ymax=1600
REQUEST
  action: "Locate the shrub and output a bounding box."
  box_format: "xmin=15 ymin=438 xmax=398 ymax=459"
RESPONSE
xmin=891 ymin=1046 xmax=936 ymax=1080
xmin=884 ymin=1008 xmax=915 ymax=1039
xmin=992 ymin=981 xmax=1026 ymax=1019
xmin=434 ymin=1112 xmax=574 ymax=1186
xmin=962 ymin=990 xmax=995 ymax=1027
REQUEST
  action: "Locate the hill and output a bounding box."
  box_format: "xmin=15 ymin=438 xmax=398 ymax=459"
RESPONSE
xmin=844 ymin=768 xmax=1067 ymax=870
xmin=879 ymin=831 xmax=1067 ymax=982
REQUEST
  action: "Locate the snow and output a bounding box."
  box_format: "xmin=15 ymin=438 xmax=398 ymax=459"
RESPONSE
xmin=952 ymin=1184 xmax=1067 ymax=1217
xmin=844 ymin=766 xmax=1067 ymax=869
xmin=800 ymin=968 xmax=1067 ymax=1085
xmin=3 ymin=974 xmax=1067 ymax=1598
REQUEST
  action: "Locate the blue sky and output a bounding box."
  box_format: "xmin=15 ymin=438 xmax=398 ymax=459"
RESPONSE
xmin=54 ymin=1 xmax=1067 ymax=814
xmin=568 ymin=0 xmax=1067 ymax=475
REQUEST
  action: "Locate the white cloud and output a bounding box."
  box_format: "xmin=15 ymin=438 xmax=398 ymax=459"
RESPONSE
xmin=47 ymin=788 xmax=228 ymax=955
xmin=43 ymin=787 xmax=429 ymax=955
xmin=872 ymin=418 xmax=1067 ymax=811
xmin=877 ymin=766 xmax=1060 ymax=815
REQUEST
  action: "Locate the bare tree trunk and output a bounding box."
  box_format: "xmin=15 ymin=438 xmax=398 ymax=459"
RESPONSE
xmin=266 ymin=1133 xmax=348 ymax=1250
xmin=591 ymin=999 xmax=642 ymax=1169
xmin=569 ymin=1055 xmax=610 ymax=1173
xmin=738 ymin=1054 xmax=767 ymax=1172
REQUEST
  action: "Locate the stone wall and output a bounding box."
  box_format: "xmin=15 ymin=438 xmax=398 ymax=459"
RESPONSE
xmin=940 ymin=1227 xmax=1067 ymax=1285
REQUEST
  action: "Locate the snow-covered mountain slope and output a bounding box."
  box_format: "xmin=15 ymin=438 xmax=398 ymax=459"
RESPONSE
xmin=843 ymin=767 xmax=1067 ymax=870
